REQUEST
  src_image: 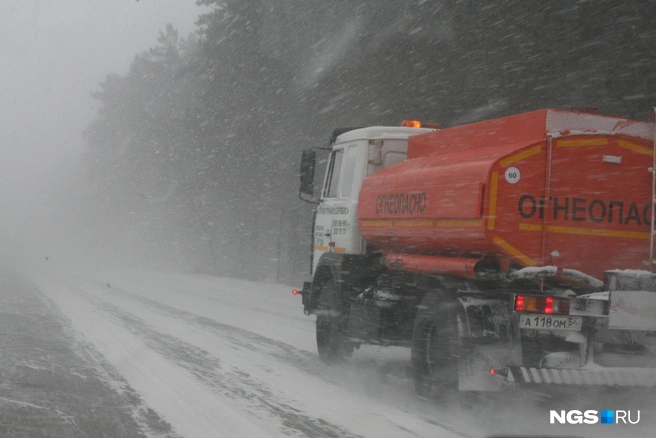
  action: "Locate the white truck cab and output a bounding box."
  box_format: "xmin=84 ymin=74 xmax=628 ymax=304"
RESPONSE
xmin=306 ymin=126 xmax=434 ymax=275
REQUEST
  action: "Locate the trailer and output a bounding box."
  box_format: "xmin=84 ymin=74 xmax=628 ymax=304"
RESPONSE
xmin=296 ymin=108 xmax=656 ymax=396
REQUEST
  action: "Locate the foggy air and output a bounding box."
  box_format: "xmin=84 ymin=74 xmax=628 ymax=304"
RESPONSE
xmin=0 ymin=1 xmax=655 ymax=437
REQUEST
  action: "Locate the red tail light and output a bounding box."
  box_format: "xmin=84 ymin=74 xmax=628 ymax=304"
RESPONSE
xmin=544 ymin=296 xmax=554 ymax=314
xmin=515 ymin=295 xmax=525 ymax=311
xmin=514 ymin=294 xmax=569 ymax=315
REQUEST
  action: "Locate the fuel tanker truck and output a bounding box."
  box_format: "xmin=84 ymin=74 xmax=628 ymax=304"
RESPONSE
xmin=295 ymin=108 xmax=656 ymax=396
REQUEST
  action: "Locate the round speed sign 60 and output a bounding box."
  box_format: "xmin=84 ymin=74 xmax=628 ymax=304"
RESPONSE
xmin=505 ymin=166 xmax=521 ymax=184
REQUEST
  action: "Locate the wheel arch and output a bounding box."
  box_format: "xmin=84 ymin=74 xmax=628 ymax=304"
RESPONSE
xmin=309 ymin=252 xmax=381 ymax=313
xmin=308 ymin=253 xmax=340 ymax=310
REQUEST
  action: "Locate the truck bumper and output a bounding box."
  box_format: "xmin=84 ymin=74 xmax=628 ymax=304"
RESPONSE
xmin=495 ymin=366 xmax=656 ymax=387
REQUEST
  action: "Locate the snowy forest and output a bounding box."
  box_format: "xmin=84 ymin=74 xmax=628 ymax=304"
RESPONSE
xmin=59 ymin=0 xmax=656 ymax=283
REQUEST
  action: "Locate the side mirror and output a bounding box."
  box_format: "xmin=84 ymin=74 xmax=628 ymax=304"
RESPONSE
xmin=299 ymin=150 xmax=316 ymax=196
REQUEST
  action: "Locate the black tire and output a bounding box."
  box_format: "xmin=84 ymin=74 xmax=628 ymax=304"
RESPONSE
xmin=411 ymin=293 xmax=459 ymax=398
xmin=316 ymin=280 xmax=354 ymax=363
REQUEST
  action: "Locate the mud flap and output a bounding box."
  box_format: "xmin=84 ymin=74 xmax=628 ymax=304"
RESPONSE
xmin=458 ymin=342 xmax=521 ymax=391
xmin=456 ymin=296 xmax=522 ymax=391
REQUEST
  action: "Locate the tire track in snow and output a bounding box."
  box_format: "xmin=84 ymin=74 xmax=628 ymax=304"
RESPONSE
xmin=6 ymin=272 xmax=181 ymax=438
xmin=70 ymin=276 xmax=475 ymax=438
xmin=58 ymin=278 xmax=365 ymax=438
xmin=35 ymin=287 xmax=183 ymax=438
xmin=85 ymin=276 xmax=431 ymax=401
xmin=140 ymin=278 xmax=309 ymax=324
xmin=76 ymin=276 xmax=320 ymax=376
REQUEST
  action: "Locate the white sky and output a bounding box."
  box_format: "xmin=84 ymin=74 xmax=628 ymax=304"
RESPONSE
xmin=0 ymin=0 xmax=205 ymax=200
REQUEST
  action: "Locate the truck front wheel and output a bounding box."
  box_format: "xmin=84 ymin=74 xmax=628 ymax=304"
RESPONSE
xmin=316 ymin=280 xmax=354 ymax=363
xmin=411 ymin=293 xmax=459 ymax=398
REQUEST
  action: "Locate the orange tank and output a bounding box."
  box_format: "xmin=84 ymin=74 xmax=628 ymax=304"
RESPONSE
xmin=357 ymin=109 xmax=655 ymax=281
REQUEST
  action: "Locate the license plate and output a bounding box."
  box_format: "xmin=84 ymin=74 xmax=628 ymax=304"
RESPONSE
xmin=519 ymin=314 xmax=583 ymax=331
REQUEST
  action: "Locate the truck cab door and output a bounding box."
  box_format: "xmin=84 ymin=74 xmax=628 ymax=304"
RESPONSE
xmin=312 ymin=148 xmax=343 ymax=274
xmin=312 ymin=143 xmax=364 ymax=274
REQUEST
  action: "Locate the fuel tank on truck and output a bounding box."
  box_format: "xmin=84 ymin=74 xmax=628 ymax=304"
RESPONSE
xmin=358 ymin=109 xmax=655 ymax=281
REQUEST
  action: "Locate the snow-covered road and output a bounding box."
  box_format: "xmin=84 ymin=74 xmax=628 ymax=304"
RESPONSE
xmin=26 ymin=267 xmax=656 ymax=437
xmin=31 ymin=268 xmax=478 ymax=438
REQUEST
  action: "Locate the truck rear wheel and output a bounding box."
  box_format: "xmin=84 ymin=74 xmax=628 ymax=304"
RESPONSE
xmin=316 ymin=280 xmax=354 ymax=363
xmin=411 ymin=293 xmax=459 ymax=398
